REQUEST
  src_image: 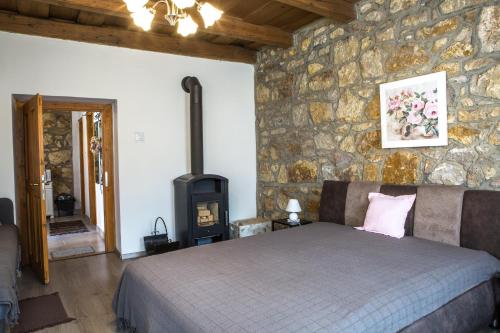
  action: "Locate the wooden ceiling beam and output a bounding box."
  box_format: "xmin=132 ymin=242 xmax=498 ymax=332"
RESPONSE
xmin=34 ymin=0 xmax=293 ymax=47
xmin=1 ymin=0 xmax=18 ymax=12
xmin=208 ymin=15 xmax=291 ymax=47
xmin=274 ymin=0 xmax=355 ymax=22
xmin=77 ymin=11 xmax=106 ymax=26
xmin=0 ymin=12 xmax=256 ymax=63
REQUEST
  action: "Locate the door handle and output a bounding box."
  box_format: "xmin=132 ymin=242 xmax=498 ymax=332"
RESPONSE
xmin=41 ymin=174 xmax=46 ymax=200
xmin=105 ymin=171 xmax=109 ymax=188
xmin=32 ymin=183 xmax=39 ymax=186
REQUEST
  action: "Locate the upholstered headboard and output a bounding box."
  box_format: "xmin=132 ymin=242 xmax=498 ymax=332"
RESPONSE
xmin=319 ymin=181 xmax=500 ymax=259
xmin=0 ymin=198 xmax=14 ymax=225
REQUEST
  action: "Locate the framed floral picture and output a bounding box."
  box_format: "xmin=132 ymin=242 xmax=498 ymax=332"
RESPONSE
xmin=380 ymin=72 xmax=448 ymax=148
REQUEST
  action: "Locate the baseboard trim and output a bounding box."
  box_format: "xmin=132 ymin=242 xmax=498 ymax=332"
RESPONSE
xmin=118 ymin=250 xmax=146 ymax=260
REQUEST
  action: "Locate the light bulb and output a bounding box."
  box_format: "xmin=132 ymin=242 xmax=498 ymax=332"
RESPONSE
xmin=172 ymin=0 xmax=195 ymax=9
xmin=198 ymin=3 xmax=223 ymax=28
xmin=177 ymin=15 xmax=198 ymax=36
xmin=124 ymin=0 xmax=149 ymax=13
xmin=132 ymin=7 xmax=154 ymax=31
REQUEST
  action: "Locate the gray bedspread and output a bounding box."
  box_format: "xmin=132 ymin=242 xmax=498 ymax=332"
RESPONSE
xmin=0 ymin=225 xmax=19 ymax=325
xmin=113 ymin=222 xmax=500 ymax=333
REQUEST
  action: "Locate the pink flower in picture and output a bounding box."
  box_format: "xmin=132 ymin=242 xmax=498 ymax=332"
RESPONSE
xmin=423 ymin=101 xmax=439 ymax=119
xmin=401 ymin=89 xmax=414 ymax=99
xmin=411 ymin=100 xmax=425 ymax=112
xmin=388 ymin=96 xmax=401 ymax=110
xmin=407 ymin=111 xmax=423 ymax=125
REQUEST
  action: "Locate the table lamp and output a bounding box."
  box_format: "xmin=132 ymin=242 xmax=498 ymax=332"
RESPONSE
xmin=286 ymin=199 xmax=302 ymax=224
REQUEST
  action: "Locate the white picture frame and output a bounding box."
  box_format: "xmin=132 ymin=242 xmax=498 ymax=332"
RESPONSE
xmin=380 ymin=72 xmax=448 ymax=148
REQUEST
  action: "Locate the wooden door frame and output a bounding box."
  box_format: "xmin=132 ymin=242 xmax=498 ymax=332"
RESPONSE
xmin=13 ymin=98 xmax=118 ymax=265
xmin=78 ymin=118 xmax=86 ymax=215
xmin=101 ymin=105 xmax=116 ymax=251
xmin=86 ymin=113 xmax=97 ymax=226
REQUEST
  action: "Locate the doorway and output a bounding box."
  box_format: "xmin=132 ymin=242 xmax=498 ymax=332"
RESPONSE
xmin=13 ymin=95 xmax=117 ymax=284
xmin=44 ymin=111 xmax=106 ymax=260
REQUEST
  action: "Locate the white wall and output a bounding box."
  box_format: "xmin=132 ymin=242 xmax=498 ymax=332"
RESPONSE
xmin=71 ymin=112 xmax=82 ymax=210
xmin=0 ymin=32 xmax=257 ymax=255
xmin=96 ymin=183 xmax=105 ymax=235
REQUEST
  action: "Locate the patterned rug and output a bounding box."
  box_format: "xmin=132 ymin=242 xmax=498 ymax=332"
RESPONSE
xmin=51 ymin=246 xmax=95 ymax=260
xmin=12 ymin=292 xmax=75 ymax=333
xmin=49 ymin=220 xmax=89 ymax=236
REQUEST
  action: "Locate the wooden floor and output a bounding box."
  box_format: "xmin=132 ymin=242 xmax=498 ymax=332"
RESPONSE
xmin=48 ymin=214 xmax=106 ymax=260
xmin=17 ymin=253 xmax=129 ymax=332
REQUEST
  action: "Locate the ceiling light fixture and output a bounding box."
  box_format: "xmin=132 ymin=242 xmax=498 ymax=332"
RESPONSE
xmin=131 ymin=7 xmax=155 ymax=31
xmin=123 ymin=0 xmax=223 ymax=37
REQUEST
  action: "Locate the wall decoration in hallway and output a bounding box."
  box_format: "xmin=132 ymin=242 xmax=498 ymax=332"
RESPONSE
xmin=89 ymin=136 xmax=102 ymax=155
xmin=380 ymin=72 xmax=448 ymax=148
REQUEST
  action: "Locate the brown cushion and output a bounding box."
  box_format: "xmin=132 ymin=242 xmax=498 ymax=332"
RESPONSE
xmin=319 ymin=181 xmax=349 ymax=224
xmin=344 ymin=182 xmax=381 ymax=227
xmin=414 ymin=185 xmax=465 ymax=246
xmin=461 ymin=190 xmax=500 ymax=259
xmin=380 ymin=184 xmax=417 ymax=236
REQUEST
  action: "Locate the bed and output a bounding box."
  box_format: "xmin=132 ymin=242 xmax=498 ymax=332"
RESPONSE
xmin=113 ymin=182 xmax=500 ymax=332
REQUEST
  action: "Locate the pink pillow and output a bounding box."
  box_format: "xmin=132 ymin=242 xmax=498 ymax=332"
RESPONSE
xmin=356 ymin=192 xmax=416 ymax=239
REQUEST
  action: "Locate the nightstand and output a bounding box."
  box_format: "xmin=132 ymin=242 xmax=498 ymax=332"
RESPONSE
xmin=271 ymin=218 xmax=313 ymax=231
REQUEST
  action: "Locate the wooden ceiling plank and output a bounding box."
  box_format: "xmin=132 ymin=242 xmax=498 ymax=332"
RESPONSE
xmin=209 ymin=15 xmax=291 ymax=48
xmin=273 ymin=0 xmax=355 ymax=22
xmin=280 ymin=12 xmax=319 ymax=31
xmin=34 ymin=0 xmax=292 ymax=47
xmin=265 ymin=6 xmax=319 ymax=30
xmin=205 ymin=0 xmax=245 ymax=15
xmin=0 ymin=12 xmax=256 ymax=63
xmin=0 ymin=0 xmax=17 ymax=12
xmin=215 ymin=0 xmax=269 ymax=19
xmin=243 ymin=2 xmax=290 ymax=26
xmin=17 ymin=0 xmax=49 ymax=18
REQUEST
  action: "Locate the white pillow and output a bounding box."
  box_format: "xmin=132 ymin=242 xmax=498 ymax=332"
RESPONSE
xmin=355 ymin=192 xmax=416 ymax=239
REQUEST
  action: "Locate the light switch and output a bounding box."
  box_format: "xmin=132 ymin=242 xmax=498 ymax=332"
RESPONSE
xmin=134 ymin=131 xmax=145 ymax=143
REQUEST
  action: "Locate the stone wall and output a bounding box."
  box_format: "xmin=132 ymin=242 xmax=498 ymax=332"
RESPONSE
xmin=43 ymin=110 xmax=74 ymax=197
xmin=255 ymin=0 xmax=499 ymax=220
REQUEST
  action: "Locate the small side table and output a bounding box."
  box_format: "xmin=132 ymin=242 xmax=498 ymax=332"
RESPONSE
xmin=272 ymin=218 xmax=313 ymax=231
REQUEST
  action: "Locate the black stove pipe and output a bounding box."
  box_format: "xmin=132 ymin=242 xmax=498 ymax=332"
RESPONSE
xmin=182 ymin=76 xmax=203 ymax=175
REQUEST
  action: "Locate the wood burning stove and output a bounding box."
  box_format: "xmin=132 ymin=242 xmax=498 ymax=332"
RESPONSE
xmin=174 ymin=77 xmax=229 ymax=248
xmin=174 ymin=174 xmax=228 ymax=248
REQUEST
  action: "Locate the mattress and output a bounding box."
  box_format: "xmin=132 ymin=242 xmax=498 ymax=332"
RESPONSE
xmin=113 ymin=222 xmax=500 ymax=332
